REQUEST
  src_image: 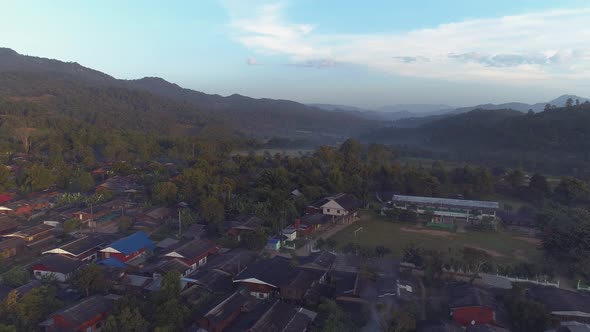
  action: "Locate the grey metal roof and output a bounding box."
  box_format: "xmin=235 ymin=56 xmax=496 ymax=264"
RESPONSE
xmin=393 ymin=195 xmax=499 ymax=209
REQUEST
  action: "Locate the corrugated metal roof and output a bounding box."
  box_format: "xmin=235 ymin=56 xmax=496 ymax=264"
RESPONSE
xmin=102 ymin=231 xmax=154 ymax=255
xmin=393 ymin=195 xmax=499 ymax=209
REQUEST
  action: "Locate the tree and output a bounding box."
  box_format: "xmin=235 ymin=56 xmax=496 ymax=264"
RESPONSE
xmin=505 ymin=285 xmax=555 ymax=332
xmin=16 ymin=285 xmax=61 ymax=329
xmin=461 ymin=247 xmax=492 ymax=283
xmin=200 ymin=197 xmax=225 ymax=230
xmin=118 ymin=307 xmax=149 ymax=332
xmin=566 ymin=97 xmax=574 ymax=109
xmin=118 ymin=216 xmax=133 ymax=233
xmin=152 ymin=181 xmax=178 ymax=206
xmin=319 ymin=299 xmax=360 ymax=332
xmin=379 ymin=303 xmax=417 ymax=332
xmin=73 ymin=264 xmax=107 ymax=296
xmin=20 ymin=164 xmax=56 ymax=192
xmin=1 ymin=267 xmax=30 ymax=287
xmin=553 ymin=177 xmax=590 ymax=206
xmin=506 ymin=169 xmax=525 ymax=190
xmin=241 ymin=229 xmax=267 ymax=250
xmin=159 ymin=271 xmax=181 ymax=302
xmin=63 ymin=218 xmax=82 ymax=233
xmin=529 ymin=173 xmax=549 ymax=195
xmin=0 ymin=166 xmax=13 ymax=192
xmin=155 ymin=299 xmax=189 ymax=331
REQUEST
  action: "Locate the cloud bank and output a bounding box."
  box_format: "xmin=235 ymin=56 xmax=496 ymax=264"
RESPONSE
xmin=225 ymin=2 xmax=590 ymax=83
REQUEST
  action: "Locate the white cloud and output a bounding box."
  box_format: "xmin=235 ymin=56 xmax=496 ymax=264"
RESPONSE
xmin=247 ymin=58 xmax=258 ymax=65
xmin=224 ymin=2 xmax=590 ymax=83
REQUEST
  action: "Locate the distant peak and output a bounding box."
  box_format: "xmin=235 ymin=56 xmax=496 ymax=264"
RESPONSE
xmin=139 ymin=76 xmax=168 ymax=82
xmin=0 ymin=47 xmax=18 ymax=56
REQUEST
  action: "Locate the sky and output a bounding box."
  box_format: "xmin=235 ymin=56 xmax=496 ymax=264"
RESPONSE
xmin=1 ymin=0 xmax=590 ymax=108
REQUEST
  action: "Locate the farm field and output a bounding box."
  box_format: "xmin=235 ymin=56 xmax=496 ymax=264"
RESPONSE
xmin=331 ymin=211 xmax=542 ymax=265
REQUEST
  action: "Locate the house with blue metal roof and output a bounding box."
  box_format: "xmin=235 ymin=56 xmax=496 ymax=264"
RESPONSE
xmin=99 ymin=231 xmax=154 ymax=263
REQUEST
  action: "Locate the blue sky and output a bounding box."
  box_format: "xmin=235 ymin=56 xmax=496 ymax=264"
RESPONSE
xmin=1 ymin=0 xmax=589 ymax=107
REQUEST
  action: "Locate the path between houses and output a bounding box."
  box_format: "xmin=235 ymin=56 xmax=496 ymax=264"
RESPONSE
xmin=295 ymin=222 xmax=351 ymax=256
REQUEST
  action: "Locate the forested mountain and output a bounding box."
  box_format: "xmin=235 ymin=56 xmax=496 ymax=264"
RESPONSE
xmin=363 ymin=103 xmax=590 ymax=175
xmin=0 ymin=48 xmax=377 ymax=139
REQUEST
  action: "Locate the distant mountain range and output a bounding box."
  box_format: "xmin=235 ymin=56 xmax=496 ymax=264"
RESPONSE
xmin=311 ymin=94 xmax=590 ymax=126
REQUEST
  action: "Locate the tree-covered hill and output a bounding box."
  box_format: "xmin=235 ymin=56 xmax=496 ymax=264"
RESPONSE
xmin=0 ymin=48 xmax=378 ymax=139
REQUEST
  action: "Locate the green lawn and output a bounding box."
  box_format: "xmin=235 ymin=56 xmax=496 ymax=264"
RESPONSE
xmin=331 ymin=211 xmax=542 ymax=265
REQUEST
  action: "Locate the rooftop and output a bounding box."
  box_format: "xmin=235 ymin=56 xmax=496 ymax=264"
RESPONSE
xmin=3 ymin=223 xmax=54 ymax=238
xmin=34 ymin=254 xmax=85 ymax=274
xmin=527 ymin=286 xmax=590 ymax=314
xmin=101 ymin=231 xmax=153 ymax=255
xmin=393 ymin=195 xmax=500 ymax=210
xmin=52 ymin=295 xmax=111 ymax=327
xmin=43 ymin=236 xmax=104 ymax=257
xmin=235 ymin=256 xmax=299 ymax=288
xmin=249 ymin=300 xmax=314 ymax=332
xmin=164 ymin=239 xmax=217 ymax=260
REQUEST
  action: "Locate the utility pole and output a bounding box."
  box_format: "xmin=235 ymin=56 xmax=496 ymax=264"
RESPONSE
xmin=178 ymin=209 xmax=182 ymax=238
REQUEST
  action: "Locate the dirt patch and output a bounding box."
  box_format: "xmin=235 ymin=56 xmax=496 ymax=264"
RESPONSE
xmin=515 ymin=236 xmax=541 ymax=245
xmin=464 ymin=245 xmax=504 ymax=257
xmin=400 ymin=227 xmax=455 ymax=238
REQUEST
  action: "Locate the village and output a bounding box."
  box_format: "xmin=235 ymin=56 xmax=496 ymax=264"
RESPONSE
xmin=0 ymin=162 xmax=589 ymax=332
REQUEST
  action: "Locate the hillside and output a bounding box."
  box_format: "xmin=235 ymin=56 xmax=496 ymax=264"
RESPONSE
xmin=0 ymin=48 xmax=378 ymax=139
xmin=362 ymin=104 xmax=590 ymax=174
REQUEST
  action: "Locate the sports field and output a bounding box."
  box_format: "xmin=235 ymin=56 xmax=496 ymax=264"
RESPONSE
xmin=331 ymin=211 xmax=542 ymax=265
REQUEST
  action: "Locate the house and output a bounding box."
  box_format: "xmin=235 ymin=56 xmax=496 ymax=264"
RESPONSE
xmin=141 ymin=257 xmax=192 ymax=277
xmin=234 ymin=256 xmax=300 ymax=299
xmin=282 ymin=226 xmax=297 ymax=241
xmin=527 ymin=286 xmax=590 ymax=324
xmin=163 ymin=238 xmax=219 ymax=273
xmin=32 ymin=255 xmax=85 ymax=282
xmin=391 ymin=195 xmax=499 ymax=223
xmin=99 ymin=231 xmax=154 ymax=264
xmin=247 ymin=299 xmax=316 ymax=332
xmin=42 ymin=295 xmax=112 ymax=332
xmin=134 ymin=207 xmax=172 ymax=229
xmin=42 ymin=236 xmax=105 ymax=261
xmin=204 ymin=248 xmax=257 ymax=276
xmin=447 ymin=283 xmax=505 ymax=327
xmin=295 ymin=214 xmax=331 ymax=236
xmin=0 ymin=216 xmax=18 ymax=235
xmin=306 ymin=193 xmax=360 ymax=224
xmin=234 ymin=256 xmax=323 ymax=302
xmin=96 ymin=175 xmax=143 ymax=194
xmin=2 ymin=223 xmax=55 ymax=247
xmin=226 ymin=215 xmax=264 ymax=241
xmin=71 ymin=206 xmax=112 ymax=223
xmin=0 ymin=237 xmax=26 ymax=259
xmin=198 ymin=291 xmax=259 ymax=332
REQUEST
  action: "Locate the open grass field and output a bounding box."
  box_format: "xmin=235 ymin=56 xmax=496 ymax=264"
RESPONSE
xmin=331 ymin=211 xmax=542 ymax=265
